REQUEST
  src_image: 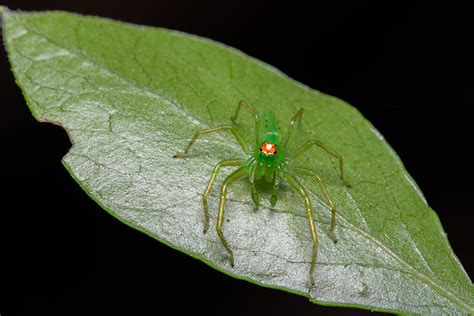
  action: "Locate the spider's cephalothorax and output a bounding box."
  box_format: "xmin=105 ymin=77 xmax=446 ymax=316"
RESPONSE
xmin=255 ymin=141 xmax=280 ymax=182
xmin=259 ymin=141 xmax=277 ymax=158
xmin=174 ymin=100 xmax=350 ymax=285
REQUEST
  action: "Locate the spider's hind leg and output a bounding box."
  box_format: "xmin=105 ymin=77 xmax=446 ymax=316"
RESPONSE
xmin=231 ymin=100 xmax=260 ymax=146
xmin=291 ymin=140 xmax=350 ymax=188
xmin=281 ymin=108 xmax=304 ymax=149
xmin=173 ymin=125 xmax=248 ymax=158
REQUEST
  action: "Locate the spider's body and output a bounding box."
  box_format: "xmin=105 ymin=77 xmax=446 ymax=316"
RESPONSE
xmin=174 ymin=100 xmax=350 ymax=285
xmin=254 ymin=111 xmax=284 ymax=184
xmin=260 ymin=111 xmax=282 ymax=146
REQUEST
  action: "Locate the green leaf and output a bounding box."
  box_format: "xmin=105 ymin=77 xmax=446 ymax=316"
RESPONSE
xmin=2 ymin=7 xmax=473 ymax=314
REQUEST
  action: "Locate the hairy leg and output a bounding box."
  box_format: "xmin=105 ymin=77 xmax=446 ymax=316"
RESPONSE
xmin=203 ymin=159 xmax=246 ymax=233
xmin=216 ymin=166 xmax=251 ymax=267
xmin=281 ymin=108 xmax=304 ymax=149
xmin=292 ymin=167 xmax=338 ymax=243
xmin=282 ymin=173 xmax=318 ymax=285
xmin=291 ymin=140 xmax=350 ymax=187
xmin=173 ymin=125 xmax=248 ymax=158
xmin=231 ymin=100 xmax=260 ymax=146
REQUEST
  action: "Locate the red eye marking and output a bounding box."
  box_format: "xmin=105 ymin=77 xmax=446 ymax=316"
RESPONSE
xmin=259 ymin=142 xmax=277 ymax=156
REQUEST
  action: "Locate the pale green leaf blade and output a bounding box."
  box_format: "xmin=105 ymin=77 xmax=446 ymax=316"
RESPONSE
xmin=2 ymin=8 xmax=473 ymax=315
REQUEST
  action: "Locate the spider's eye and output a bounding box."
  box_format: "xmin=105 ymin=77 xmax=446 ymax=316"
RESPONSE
xmin=259 ymin=142 xmax=277 ymax=156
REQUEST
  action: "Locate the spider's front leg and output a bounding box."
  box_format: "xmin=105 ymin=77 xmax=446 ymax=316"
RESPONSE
xmin=282 ymin=173 xmax=319 ymax=285
xmin=270 ymin=171 xmax=281 ymax=207
xmin=293 ymin=167 xmax=338 ymax=243
xmin=249 ymin=163 xmax=260 ymax=206
xmin=216 ymin=166 xmax=251 ymax=266
xmin=203 ymin=159 xmax=246 ymax=233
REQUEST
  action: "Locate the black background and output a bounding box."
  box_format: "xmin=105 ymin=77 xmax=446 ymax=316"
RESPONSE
xmin=1 ymin=1 xmax=473 ymax=315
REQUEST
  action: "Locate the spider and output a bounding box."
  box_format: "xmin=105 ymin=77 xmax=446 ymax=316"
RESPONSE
xmin=174 ymin=100 xmax=350 ymax=284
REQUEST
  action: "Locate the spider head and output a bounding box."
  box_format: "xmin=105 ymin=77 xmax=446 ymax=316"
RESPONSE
xmin=258 ymin=142 xmax=278 ymax=163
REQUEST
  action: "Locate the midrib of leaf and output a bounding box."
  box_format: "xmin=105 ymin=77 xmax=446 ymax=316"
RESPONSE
xmin=6 ymin=12 xmax=474 ymax=314
xmin=337 ymin=214 xmax=474 ymax=313
xmin=335 ymin=119 xmax=474 ymax=313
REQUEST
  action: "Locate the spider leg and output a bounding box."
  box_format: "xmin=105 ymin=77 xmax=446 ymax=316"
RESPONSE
xmin=203 ymin=159 xmax=246 ymax=233
xmin=270 ymin=170 xmax=281 ymax=207
xmin=291 ymin=140 xmax=350 ymax=187
xmin=282 ymin=173 xmax=318 ymax=285
xmin=231 ymin=100 xmax=260 ymax=146
xmin=173 ymin=125 xmax=248 ymax=158
xmin=292 ymin=167 xmax=338 ymax=243
xmin=281 ymin=108 xmax=304 ymax=149
xmin=216 ymin=166 xmax=250 ymax=267
xmin=249 ymin=162 xmax=260 ymax=206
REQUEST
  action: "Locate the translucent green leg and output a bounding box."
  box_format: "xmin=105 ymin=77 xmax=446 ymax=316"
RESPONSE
xmin=203 ymin=159 xmax=246 ymax=233
xmin=281 ymin=108 xmax=304 ymax=149
xmin=249 ymin=163 xmax=260 ymax=206
xmin=270 ymin=171 xmax=281 ymax=207
xmin=230 ymin=100 xmax=260 ymax=146
xmin=216 ymin=166 xmax=251 ymax=266
xmin=292 ymin=167 xmax=338 ymax=243
xmin=173 ymin=125 xmax=248 ymax=158
xmin=291 ymin=140 xmax=351 ymax=187
xmin=282 ymin=173 xmax=318 ymax=285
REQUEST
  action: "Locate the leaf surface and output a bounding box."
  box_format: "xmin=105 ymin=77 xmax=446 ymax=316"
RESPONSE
xmin=2 ymin=8 xmax=473 ymax=314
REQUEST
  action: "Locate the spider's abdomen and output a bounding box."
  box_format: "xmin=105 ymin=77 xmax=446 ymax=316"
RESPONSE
xmin=260 ymin=111 xmax=282 ymax=145
xmin=254 ymin=111 xmax=284 ymax=167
